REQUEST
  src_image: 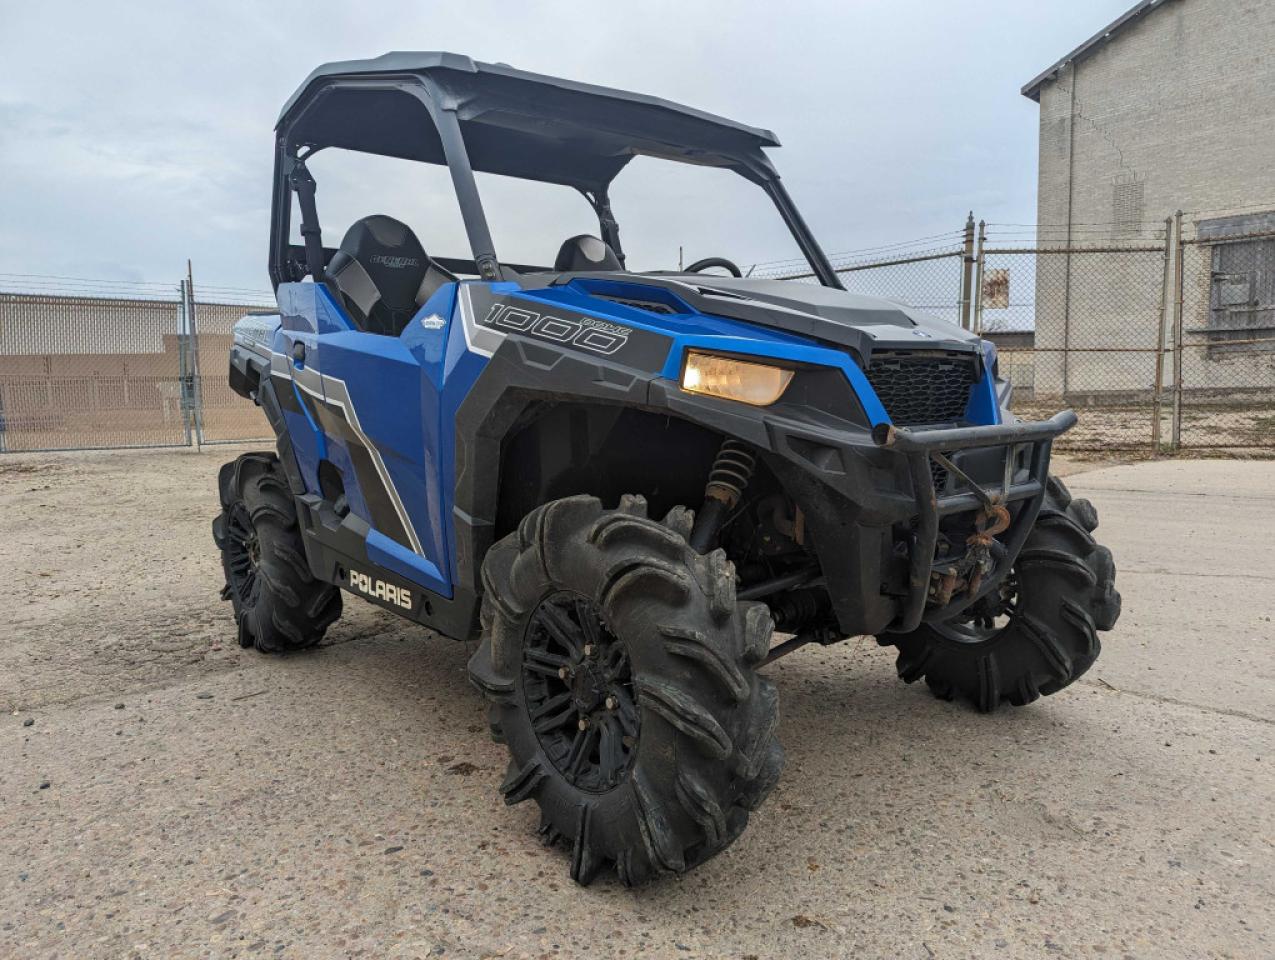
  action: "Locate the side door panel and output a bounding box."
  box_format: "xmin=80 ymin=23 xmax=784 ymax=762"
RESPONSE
xmin=271 ymin=279 xmax=463 ymax=599
xmin=270 ymin=283 xmax=330 ymax=492
xmin=309 ymin=284 xmax=458 ymax=597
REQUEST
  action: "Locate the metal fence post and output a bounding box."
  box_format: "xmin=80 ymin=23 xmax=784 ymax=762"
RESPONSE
xmin=177 ymin=282 xmax=193 ymax=448
xmin=1151 ymin=217 xmax=1172 ymax=451
xmin=1171 ymin=211 xmax=1185 ymax=451
xmin=185 ymin=262 xmax=205 ymax=450
xmin=972 ymin=219 xmax=987 ymax=334
xmin=959 ymin=212 xmax=976 ymax=329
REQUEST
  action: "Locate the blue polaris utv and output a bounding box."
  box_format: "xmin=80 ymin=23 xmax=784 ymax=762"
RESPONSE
xmin=213 ymin=52 xmax=1120 ymax=886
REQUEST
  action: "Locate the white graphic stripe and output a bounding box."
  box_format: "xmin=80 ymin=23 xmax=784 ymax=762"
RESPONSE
xmin=275 ymin=353 xmax=425 ymax=557
xmin=458 ymin=282 xmax=506 ymax=358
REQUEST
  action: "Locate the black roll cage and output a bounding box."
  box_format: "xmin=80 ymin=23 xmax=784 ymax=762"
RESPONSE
xmin=268 ymin=57 xmax=845 ymax=292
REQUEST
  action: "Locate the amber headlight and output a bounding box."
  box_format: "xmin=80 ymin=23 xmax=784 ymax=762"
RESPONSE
xmin=680 ymin=351 xmax=794 ymax=406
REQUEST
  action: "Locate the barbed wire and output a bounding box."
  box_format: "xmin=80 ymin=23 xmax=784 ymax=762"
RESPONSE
xmin=1180 ymin=198 xmax=1275 ymax=220
xmin=987 ymin=219 xmax=1169 ymax=228
xmin=0 ymin=272 xmax=274 ymax=305
xmin=749 ymin=230 xmax=967 ymax=273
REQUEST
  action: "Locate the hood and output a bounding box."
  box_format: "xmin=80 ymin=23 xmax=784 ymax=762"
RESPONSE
xmin=550 ymin=272 xmax=981 ymax=362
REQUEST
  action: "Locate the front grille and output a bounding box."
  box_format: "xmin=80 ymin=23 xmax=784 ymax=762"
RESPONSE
xmin=863 ymin=350 xmax=978 ymax=426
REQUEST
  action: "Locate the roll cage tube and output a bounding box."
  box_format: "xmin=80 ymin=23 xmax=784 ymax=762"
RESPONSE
xmin=268 ymin=137 xmax=293 ymax=289
xmin=268 ymin=79 xmax=844 ymax=290
xmin=431 ymin=104 xmax=502 ymax=281
xmin=286 ymin=152 xmax=328 ymax=286
xmin=763 ymin=178 xmax=843 ymax=290
xmin=579 ymin=187 xmax=626 ymax=268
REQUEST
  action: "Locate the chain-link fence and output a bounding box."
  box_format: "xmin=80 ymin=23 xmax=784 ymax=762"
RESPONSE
xmin=981 ymin=235 xmax=1172 ymax=451
xmin=756 ymin=245 xmax=968 ymax=328
xmin=3 ymin=221 xmax=1273 ymax=456
xmin=0 ymin=291 xmax=190 ymax=452
xmin=187 ymin=292 xmax=276 ymax=444
xmin=762 ymin=212 xmax=1274 ymax=453
xmin=0 ymin=277 xmax=271 ymax=452
xmin=1175 ymin=224 xmax=1275 ymax=449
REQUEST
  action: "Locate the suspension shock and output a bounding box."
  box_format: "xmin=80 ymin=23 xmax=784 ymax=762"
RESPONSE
xmin=688 ymin=439 xmax=756 ymax=554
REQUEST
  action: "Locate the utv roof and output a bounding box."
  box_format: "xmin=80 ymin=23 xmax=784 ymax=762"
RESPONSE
xmin=277 ymin=52 xmax=782 ymax=190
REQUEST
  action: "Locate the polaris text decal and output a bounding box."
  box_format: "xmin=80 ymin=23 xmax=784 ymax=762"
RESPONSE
xmin=481 ymin=303 xmax=631 ymax=356
xmin=349 ymin=569 xmax=412 ymax=610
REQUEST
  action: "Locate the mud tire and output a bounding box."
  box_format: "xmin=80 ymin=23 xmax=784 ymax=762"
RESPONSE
xmin=885 ymin=476 xmax=1120 ymax=712
xmin=212 ymin=453 xmax=341 ymax=653
xmin=468 ymin=494 xmax=783 ymax=886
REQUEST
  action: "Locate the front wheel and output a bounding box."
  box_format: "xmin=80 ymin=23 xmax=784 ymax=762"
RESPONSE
xmin=883 ymin=476 xmax=1120 ymax=712
xmin=468 ymin=494 xmax=783 ymax=886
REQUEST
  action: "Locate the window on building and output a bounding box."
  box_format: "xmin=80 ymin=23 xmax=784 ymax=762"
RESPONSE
xmin=1199 ymin=212 xmax=1275 ymax=354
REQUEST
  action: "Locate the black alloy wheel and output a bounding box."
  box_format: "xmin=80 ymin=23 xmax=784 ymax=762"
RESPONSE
xmin=223 ymin=502 xmax=262 ymax=605
xmin=522 ymin=592 xmax=639 ymax=792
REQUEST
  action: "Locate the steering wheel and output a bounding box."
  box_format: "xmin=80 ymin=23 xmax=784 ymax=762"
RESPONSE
xmin=684 ymin=256 xmax=743 ymax=278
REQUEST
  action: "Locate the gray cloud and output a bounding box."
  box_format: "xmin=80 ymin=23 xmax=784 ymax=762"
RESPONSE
xmin=0 ymin=0 xmax=1134 ymax=290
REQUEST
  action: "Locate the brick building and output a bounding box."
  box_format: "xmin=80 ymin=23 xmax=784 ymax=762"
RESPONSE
xmin=1022 ymin=0 xmax=1275 ymax=396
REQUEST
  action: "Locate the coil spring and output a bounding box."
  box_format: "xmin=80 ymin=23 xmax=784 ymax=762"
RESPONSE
xmin=705 ymin=440 xmax=757 ymax=506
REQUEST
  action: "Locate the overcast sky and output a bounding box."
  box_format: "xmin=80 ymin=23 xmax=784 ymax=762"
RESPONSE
xmin=0 ymin=0 xmax=1135 ymax=292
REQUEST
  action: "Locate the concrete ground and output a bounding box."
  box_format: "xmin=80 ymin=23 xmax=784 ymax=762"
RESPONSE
xmin=1 ymin=448 xmax=1271 ymax=960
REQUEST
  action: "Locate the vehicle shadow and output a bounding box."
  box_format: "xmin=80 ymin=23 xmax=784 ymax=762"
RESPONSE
xmin=304 ymin=618 xmax=1109 ymax=897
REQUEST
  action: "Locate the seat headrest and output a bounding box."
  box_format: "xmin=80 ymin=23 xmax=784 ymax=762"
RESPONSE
xmin=554 ymin=234 xmax=622 ymax=272
xmin=331 ymin=215 xmax=429 ymax=313
xmin=326 ymin=215 xmax=458 ymax=336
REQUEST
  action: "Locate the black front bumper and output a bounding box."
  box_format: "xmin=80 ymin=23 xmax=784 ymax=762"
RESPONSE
xmin=872 ymin=410 xmax=1076 ymax=632
xmin=652 ymin=379 xmax=1075 ymax=636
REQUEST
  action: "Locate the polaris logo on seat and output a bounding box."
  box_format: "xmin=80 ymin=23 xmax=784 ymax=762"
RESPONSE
xmin=369 ymin=254 xmax=420 ymax=269
xmin=482 ymin=303 xmax=630 ymax=355
xmin=348 ymin=569 xmax=412 ymax=609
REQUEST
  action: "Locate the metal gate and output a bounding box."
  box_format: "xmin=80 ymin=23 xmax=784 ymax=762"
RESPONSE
xmin=1173 ymin=217 xmax=1275 ymax=449
xmin=975 ymin=232 xmax=1172 ymax=452
xmin=181 ymin=278 xmax=274 ymax=445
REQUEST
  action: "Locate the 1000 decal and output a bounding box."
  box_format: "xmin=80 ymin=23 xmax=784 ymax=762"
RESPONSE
xmin=481 ymin=303 xmax=631 ymax=356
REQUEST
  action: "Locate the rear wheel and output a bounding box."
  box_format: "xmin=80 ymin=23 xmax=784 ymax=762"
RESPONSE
xmin=883 ymin=476 xmax=1120 ymax=712
xmin=468 ymin=494 xmax=783 ymax=886
xmin=212 ymin=453 xmax=342 ymax=653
